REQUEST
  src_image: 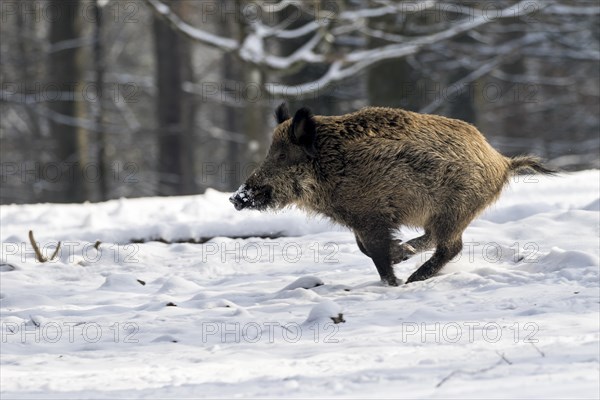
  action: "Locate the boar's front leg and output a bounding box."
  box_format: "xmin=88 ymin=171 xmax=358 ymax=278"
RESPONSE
xmin=354 ymin=233 xmax=371 ymax=257
xmin=354 ymin=227 xmax=399 ymax=286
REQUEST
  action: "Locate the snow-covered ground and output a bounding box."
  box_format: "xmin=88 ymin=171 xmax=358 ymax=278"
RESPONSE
xmin=1 ymin=170 xmax=599 ymax=399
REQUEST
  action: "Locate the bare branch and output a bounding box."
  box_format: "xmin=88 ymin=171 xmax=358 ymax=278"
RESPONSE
xmin=143 ymin=0 xmax=591 ymax=102
xmin=257 ymin=0 xmax=299 ymax=14
xmin=490 ymin=70 xmax=577 ymax=86
xmin=420 ymin=34 xmax=546 ymax=114
xmin=0 ymin=98 xmax=136 ymax=135
xmin=122 ymin=0 xmax=598 ymax=118
xmin=530 ymin=342 xmax=546 ymax=357
xmin=49 ymin=242 xmax=62 ymax=261
xmin=495 ymin=350 xmax=513 ymax=365
xmin=267 ymin=0 xmax=545 ymax=97
xmin=29 ymin=230 xmax=47 ymax=263
xmin=258 ymin=29 xmax=327 ymax=69
xmin=545 ymin=4 xmax=600 ymax=15
xmin=358 ymin=26 xmax=411 ymax=44
xmin=47 ymin=36 xmax=96 ymax=54
xmin=419 ymin=56 xmax=506 ymax=114
xmin=28 ymin=230 xmax=61 ymax=262
xmin=144 ymin=0 xmax=328 ymax=70
xmin=143 ymin=0 xmax=238 ymax=51
xmin=526 ymin=48 xmax=600 ymax=61
xmin=262 ymin=20 xmax=323 ymax=39
xmin=339 ymin=1 xmax=438 ymax=20
xmin=436 ymin=352 xmax=512 ymax=388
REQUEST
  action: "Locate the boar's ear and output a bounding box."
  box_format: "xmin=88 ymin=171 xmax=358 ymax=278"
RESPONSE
xmin=274 ymin=102 xmax=290 ymax=124
xmin=290 ymin=107 xmax=317 ymax=158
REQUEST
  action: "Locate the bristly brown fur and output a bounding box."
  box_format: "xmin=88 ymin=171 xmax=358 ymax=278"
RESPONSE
xmin=509 ymin=155 xmax=557 ymax=175
xmin=234 ymin=104 xmax=555 ymax=286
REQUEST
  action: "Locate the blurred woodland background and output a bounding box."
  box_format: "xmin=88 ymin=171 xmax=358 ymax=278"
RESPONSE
xmin=1 ymin=0 xmax=599 ymax=204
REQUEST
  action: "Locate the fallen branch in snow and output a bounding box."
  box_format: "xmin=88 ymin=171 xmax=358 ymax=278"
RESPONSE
xmin=28 ymin=230 xmax=61 ymax=263
xmin=496 ymin=350 xmax=513 ymax=365
xmin=530 ymin=342 xmax=546 ymax=358
xmin=29 ymin=315 xmax=40 ymax=328
xmin=436 ymin=352 xmax=512 ymax=388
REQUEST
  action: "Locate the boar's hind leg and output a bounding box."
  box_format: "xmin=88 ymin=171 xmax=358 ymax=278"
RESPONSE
xmin=405 ymin=239 xmax=463 ymax=283
xmin=355 ymin=228 xmax=399 ymax=286
xmin=405 ymin=215 xmax=466 ymax=283
xmin=391 ymin=232 xmax=434 ymax=264
xmin=405 ymin=232 xmax=435 ymax=253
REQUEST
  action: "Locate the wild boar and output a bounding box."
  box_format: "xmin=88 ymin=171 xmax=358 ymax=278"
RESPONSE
xmin=229 ymin=103 xmax=555 ymax=286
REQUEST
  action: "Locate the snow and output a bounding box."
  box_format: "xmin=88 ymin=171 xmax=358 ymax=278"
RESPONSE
xmin=1 ymin=170 xmax=599 ymax=398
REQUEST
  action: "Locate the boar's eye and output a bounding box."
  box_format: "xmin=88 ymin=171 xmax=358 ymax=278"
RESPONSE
xmin=277 ymin=152 xmax=287 ymax=162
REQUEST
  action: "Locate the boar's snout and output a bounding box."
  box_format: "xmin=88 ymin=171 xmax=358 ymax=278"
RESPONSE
xmin=229 ymin=192 xmax=247 ymax=211
xmin=229 ymin=184 xmax=273 ymax=211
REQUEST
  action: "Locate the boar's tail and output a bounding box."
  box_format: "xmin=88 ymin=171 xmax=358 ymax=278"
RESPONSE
xmin=508 ymin=156 xmax=557 ymax=175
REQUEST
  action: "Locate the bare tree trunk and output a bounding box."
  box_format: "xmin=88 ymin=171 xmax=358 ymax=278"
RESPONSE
xmin=240 ymin=1 xmax=268 ymax=167
xmin=446 ymin=34 xmax=476 ymax=123
xmin=367 ymin=12 xmax=431 ymax=111
xmin=93 ymin=0 xmax=108 ymax=201
xmin=153 ymin=0 xmax=195 ymax=196
xmin=179 ymin=1 xmax=196 ymax=195
xmin=368 ymin=56 xmax=424 ymax=110
xmin=221 ymin=0 xmax=243 ymax=190
xmin=281 ymin=0 xmax=346 ymax=116
xmin=242 ymin=66 xmax=267 ymax=165
xmin=47 ymin=0 xmax=85 ymax=203
xmin=16 ymin=6 xmax=40 ymax=140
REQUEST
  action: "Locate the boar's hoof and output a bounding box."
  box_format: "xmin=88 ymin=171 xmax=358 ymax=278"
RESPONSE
xmin=405 ymin=272 xmax=426 ymax=284
xmin=383 ymin=275 xmax=401 ymax=287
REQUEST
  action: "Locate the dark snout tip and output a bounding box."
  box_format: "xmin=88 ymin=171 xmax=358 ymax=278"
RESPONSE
xmin=229 ymin=194 xmax=246 ymax=211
